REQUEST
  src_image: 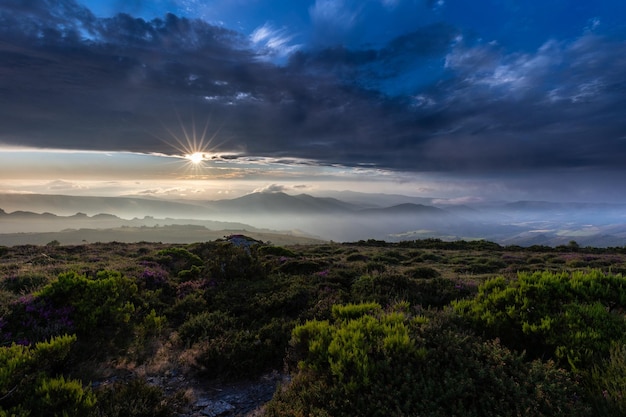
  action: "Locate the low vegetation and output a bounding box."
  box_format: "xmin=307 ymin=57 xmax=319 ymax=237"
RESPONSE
xmin=1 ymin=238 xmax=626 ymax=415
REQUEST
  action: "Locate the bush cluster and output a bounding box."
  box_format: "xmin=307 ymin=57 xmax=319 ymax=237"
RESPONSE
xmin=2 ymin=239 xmax=626 ymax=415
xmin=266 ymin=303 xmax=590 ymax=417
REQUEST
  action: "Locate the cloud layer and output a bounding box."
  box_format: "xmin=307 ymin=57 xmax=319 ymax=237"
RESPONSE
xmin=1 ymin=0 xmax=626 ymax=178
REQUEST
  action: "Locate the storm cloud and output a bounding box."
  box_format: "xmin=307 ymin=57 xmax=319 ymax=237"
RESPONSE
xmin=1 ymin=0 xmax=626 ymax=176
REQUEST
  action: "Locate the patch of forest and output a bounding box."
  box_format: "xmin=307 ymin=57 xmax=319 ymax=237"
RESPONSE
xmin=1 ymin=238 xmax=626 ymax=416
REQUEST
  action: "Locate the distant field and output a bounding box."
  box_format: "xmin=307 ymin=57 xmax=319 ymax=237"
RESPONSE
xmin=0 ymin=224 xmax=325 ymax=246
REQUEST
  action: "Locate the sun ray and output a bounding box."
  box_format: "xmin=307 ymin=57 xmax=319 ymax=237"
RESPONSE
xmin=152 ymin=110 xmax=234 ymax=178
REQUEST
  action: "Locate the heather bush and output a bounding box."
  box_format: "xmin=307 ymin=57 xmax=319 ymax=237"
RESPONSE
xmin=2 ymin=295 xmax=74 ymax=345
xmin=197 ymin=242 xmax=267 ymax=281
xmin=36 ymin=271 xmax=138 ymax=337
xmin=1 ymin=274 xmax=49 ymax=294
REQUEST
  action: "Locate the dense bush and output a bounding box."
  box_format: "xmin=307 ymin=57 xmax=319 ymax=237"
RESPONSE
xmin=351 ymin=274 xmax=475 ymax=308
xmin=156 ymin=247 xmax=203 ymax=274
xmin=0 ymin=274 xmax=49 ymax=294
xmin=454 ymin=270 xmax=626 ymax=371
xmin=257 ymin=245 xmax=296 ymax=257
xmin=406 ymin=265 xmax=440 ymax=279
xmin=36 ymin=271 xmax=138 ymax=338
xmin=588 ymin=341 xmax=626 ymax=415
xmin=0 ymin=334 xmax=96 ymax=417
xmin=266 ymin=304 xmax=590 ymax=417
xmin=3 ymin=241 xmax=626 ymax=416
xmin=178 ymin=310 xmax=236 ymax=347
xmin=93 ymin=378 xmax=186 ymax=417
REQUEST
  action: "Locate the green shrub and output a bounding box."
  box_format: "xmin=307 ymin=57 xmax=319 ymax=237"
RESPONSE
xmin=351 ymin=274 xmax=417 ymax=305
xmin=93 ymin=378 xmax=186 ymax=417
xmin=31 ymin=375 xmax=96 ymax=417
xmin=193 ymin=318 xmax=294 ymax=379
xmin=36 ymin=271 xmax=138 ymax=337
xmin=267 ymin=305 xmax=590 ymax=417
xmin=588 ymin=342 xmax=626 ymax=415
xmin=345 ymin=253 xmax=369 ymax=262
xmin=199 ymin=243 xmax=267 ymax=281
xmin=258 ymin=245 xmax=296 ymax=257
xmin=177 ymin=264 xmax=204 ymax=281
xmin=278 ymin=260 xmax=323 ymax=275
xmin=1 ymin=274 xmax=49 ymax=294
xmin=0 ymin=334 xmax=96 ymax=417
xmin=178 ymin=310 xmax=236 ymax=346
xmin=156 ymin=247 xmax=203 ymax=274
xmin=414 ymin=277 xmax=477 ymax=308
xmin=454 ymin=270 xmax=626 ymax=371
xmin=406 ymin=265 xmax=440 ymax=279
xmin=166 ymin=292 xmax=208 ymax=325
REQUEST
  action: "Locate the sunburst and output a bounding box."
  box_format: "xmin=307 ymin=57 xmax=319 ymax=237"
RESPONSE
xmin=156 ymin=112 xmax=228 ymax=177
xmin=185 ymin=152 xmax=206 ymax=164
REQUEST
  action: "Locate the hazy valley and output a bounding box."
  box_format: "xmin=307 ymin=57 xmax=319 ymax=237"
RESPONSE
xmin=2 ymin=191 xmax=626 ymax=247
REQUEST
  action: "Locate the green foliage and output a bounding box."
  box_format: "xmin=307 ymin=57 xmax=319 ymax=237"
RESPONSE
xmin=454 ymin=270 xmax=626 ymax=370
xmin=165 ymin=292 xmax=207 ymax=325
xmin=257 ymin=245 xmax=296 ymax=257
xmin=5 ymin=241 xmax=626 ymax=415
xmin=193 ymin=317 xmax=295 ymax=378
xmin=351 ymin=273 xmax=417 ymax=305
xmin=406 ymin=265 xmax=440 ymax=279
xmin=176 ymin=264 xmax=204 ymax=281
xmin=140 ymin=309 xmax=166 ymax=337
xmin=32 ymin=375 xmax=96 ymax=417
xmin=93 ymin=378 xmax=186 ymax=417
xmin=351 ymin=274 xmax=474 ymax=308
xmin=156 ymin=247 xmax=203 ymax=273
xmin=195 ymin=242 xmax=267 ymax=281
xmin=331 ymin=302 xmax=382 ymax=321
xmin=178 ymin=310 xmax=236 ymax=347
xmin=454 ymin=257 xmax=507 ymax=274
xmin=36 ymin=271 xmax=138 ymax=336
xmin=0 ymin=334 xmax=96 ymax=417
xmin=268 ymin=305 xmax=590 ymax=417
xmin=1 ymin=274 xmax=49 ymax=294
xmin=278 ymin=259 xmax=323 ymax=275
xmin=588 ymin=342 xmax=626 ymax=415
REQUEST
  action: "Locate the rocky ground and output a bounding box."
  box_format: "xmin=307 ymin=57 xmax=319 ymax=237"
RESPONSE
xmin=148 ymin=370 xmax=285 ymax=417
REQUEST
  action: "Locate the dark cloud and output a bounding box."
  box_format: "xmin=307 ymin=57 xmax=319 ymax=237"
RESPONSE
xmin=1 ymin=0 xmax=626 ymax=177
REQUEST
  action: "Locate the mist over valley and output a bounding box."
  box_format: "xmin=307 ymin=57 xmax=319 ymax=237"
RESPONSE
xmin=2 ymin=191 xmax=625 ymax=247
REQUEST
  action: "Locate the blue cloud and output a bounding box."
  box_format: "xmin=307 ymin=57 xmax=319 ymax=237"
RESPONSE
xmin=1 ymin=0 xmax=626 ymax=180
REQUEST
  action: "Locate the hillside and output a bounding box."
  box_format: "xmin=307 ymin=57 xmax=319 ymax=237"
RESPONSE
xmin=1 ymin=239 xmax=625 ymax=416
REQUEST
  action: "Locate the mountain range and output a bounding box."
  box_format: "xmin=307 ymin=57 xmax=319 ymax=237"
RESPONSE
xmin=1 ymin=191 xmax=626 ymax=247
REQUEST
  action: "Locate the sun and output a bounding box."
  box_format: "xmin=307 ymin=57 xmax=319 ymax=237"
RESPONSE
xmin=154 ymin=111 xmax=231 ymax=177
xmin=185 ymin=152 xmax=205 ymax=164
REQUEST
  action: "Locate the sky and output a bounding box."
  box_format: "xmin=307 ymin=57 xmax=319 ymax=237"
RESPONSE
xmin=1 ymin=0 xmax=626 ymax=202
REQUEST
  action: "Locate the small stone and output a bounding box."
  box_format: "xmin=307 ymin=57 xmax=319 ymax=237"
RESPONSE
xmin=200 ymin=400 xmax=235 ymax=417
